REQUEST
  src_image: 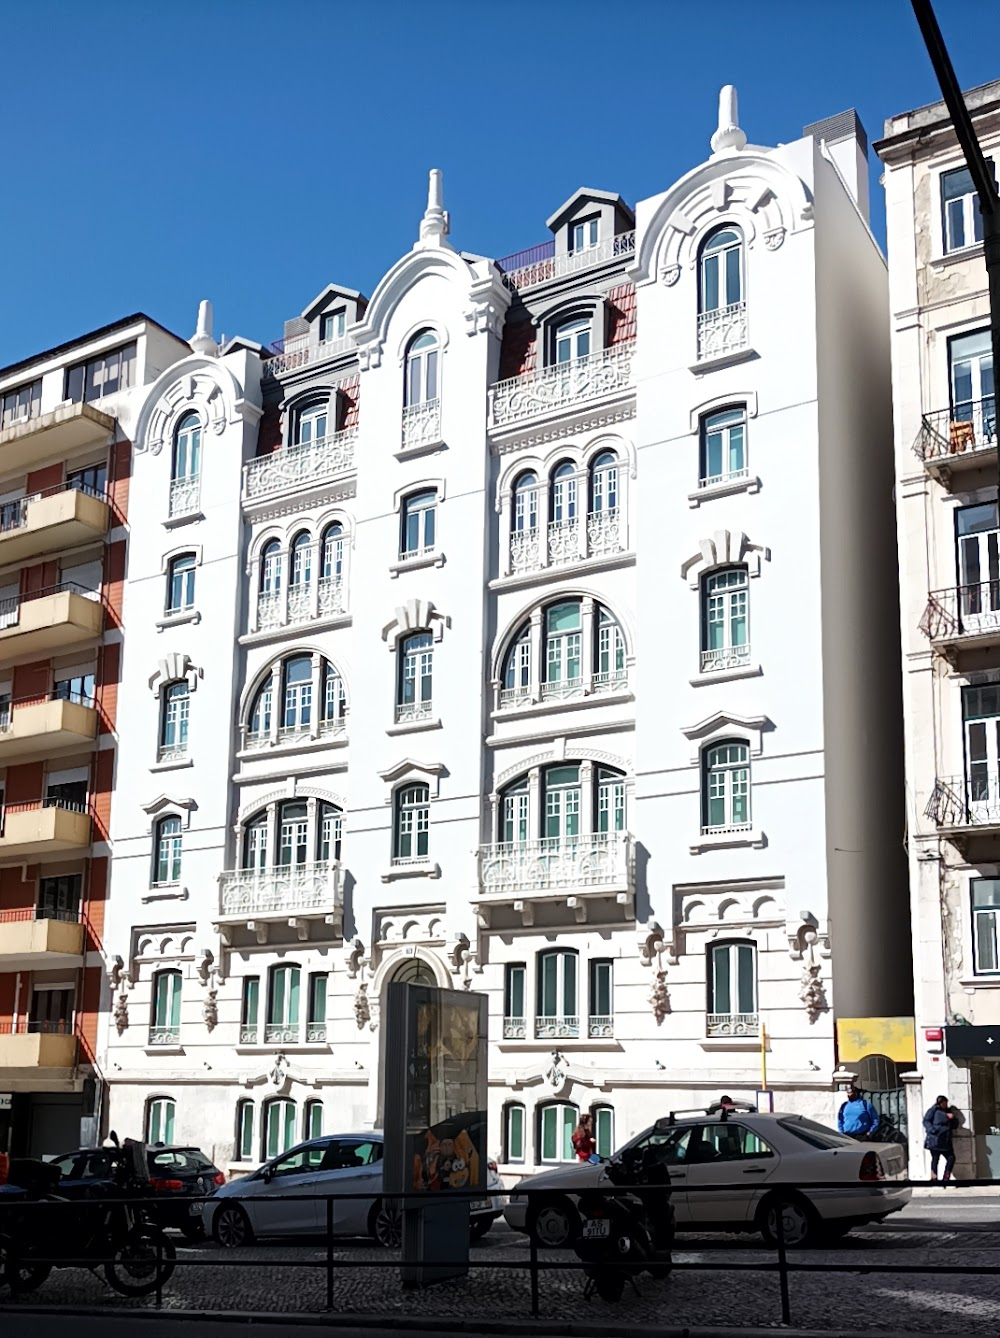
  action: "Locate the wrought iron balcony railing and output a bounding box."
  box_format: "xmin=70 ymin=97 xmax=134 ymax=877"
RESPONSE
xmin=917 ymin=399 xmax=997 ymax=465
xmin=925 ymin=776 xmax=1000 ymax=830
xmin=920 ymin=583 xmax=1000 ymax=643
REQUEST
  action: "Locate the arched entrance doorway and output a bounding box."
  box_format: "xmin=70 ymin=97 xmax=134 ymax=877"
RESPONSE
xmin=390 ymin=958 xmax=437 ymax=989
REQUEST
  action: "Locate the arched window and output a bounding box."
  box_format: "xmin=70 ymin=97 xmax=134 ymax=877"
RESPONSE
xmin=700 ymin=406 xmax=747 ymax=486
xmin=322 ymin=661 xmax=347 ymax=732
xmin=401 ymin=490 xmax=437 ymax=558
xmin=172 ymin=411 xmax=201 ymax=482
xmin=707 ymin=940 xmax=758 ymax=1034
xmin=553 ymin=318 xmax=590 ymax=366
xmin=394 ymin=783 xmax=430 ymax=862
xmin=295 ymin=400 xmax=329 ymax=447
xmin=590 ymin=452 xmax=618 ymax=514
xmin=243 ymin=812 xmax=267 ymax=869
xmin=550 ymin=461 xmax=577 ymax=524
xmin=397 ymin=631 xmax=433 ymax=722
xmin=321 ymin=524 xmax=344 ymax=580
xmin=159 ymin=681 xmax=189 ymax=762
xmin=150 ymin=970 xmax=181 ymax=1046
xmin=536 ymin=947 xmax=578 ymax=1038
xmin=501 ymin=623 xmax=532 ymax=706
xmin=277 ymin=800 xmax=308 ymax=867
xmin=513 ymin=472 xmax=538 ymax=534
xmin=595 ymin=608 xmax=626 ymax=690
xmin=166 ymin=552 xmax=196 ymax=614
xmin=591 ymin=1104 xmax=615 ymax=1158
xmin=699 ymin=227 xmax=743 ymax=313
xmin=701 ymin=566 xmax=750 ymax=673
xmin=405 ymin=330 xmax=439 ymax=407
xmin=290 ymin=532 xmax=312 ymax=589
xmin=703 ymin=740 xmax=751 ymax=832
xmin=501 ymin=778 xmax=529 ymax=845
xmin=266 ymin=964 xmax=301 ymax=1043
xmin=248 ymin=676 xmax=272 ymax=743
xmin=260 ymin=539 xmax=282 ymax=594
xmin=146 ymin=1095 xmax=176 ymax=1145
xmin=262 ymin=1097 xmax=297 ymax=1159
xmin=282 ymin=655 xmax=313 ymax=734
xmin=505 ymin=1102 xmax=526 ymax=1163
xmin=595 ymin=767 xmax=626 ymax=834
xmin=391 ymin=957 xmax=437 ymax=987
xmin=537 ymin=1102 xmax=579 ymax=1164
xmin=304 ymin=1097 xmax=324 ymax=1140
xmin=154 ymin=815 xmax=182 ymax=886
xmin=236 ymin=1098 xmax=254 ymax=1162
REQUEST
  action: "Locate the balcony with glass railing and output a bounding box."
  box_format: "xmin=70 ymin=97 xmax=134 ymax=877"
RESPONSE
xmin=697 ymin=302 xmax=749 ymax=363
xmin=216 ymin=860 xmax=343 ymax=941
xmin=917 ymin=399 xmax=997 ymax=484
xmin=497 ymin=231 xmax=636 ymax=292
xmin=489 ymin=343 xmax=635 ymax=434
xmin=706 ymin=1012 xmax=759 ymax=1038
xmin=243 ymin=429 xmax=357 ymax=505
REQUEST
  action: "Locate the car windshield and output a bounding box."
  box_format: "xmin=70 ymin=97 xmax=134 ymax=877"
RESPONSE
xmin=777 ymin=1116 xmax=856 ymax=1150
xmin=149 ymin=1150 xmax=214 ymax=1173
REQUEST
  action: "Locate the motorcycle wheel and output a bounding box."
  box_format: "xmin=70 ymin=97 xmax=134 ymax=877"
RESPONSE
xmin=5 ymin=1260 xmax=52 ymax=1294
xmin=592 ymin=1267 xmax=626 ymax=1303
xmin=104 ymin=1233 xmax=176 ymax=1297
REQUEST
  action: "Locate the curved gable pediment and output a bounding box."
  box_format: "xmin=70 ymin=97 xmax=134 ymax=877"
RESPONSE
xmin=134 ymin=355 xmax=260 ymax=457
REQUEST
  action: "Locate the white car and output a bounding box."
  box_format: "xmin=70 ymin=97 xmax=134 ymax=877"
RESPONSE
xmin=504 ymin=1107 xmax=910 ymax=1248
xmin=204 ymin=1132 xmax=504 ymax=1248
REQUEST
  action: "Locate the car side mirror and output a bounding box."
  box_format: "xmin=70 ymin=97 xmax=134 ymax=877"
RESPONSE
xmin=261 ymin=1166 xmax=273 ymax=1184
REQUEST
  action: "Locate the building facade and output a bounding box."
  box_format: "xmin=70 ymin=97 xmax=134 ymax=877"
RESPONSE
xmin=878 ymin=80 xmax=1000 ymax=1178
xmin=99 ymin=89 xmax=911 ymax=1179
xmin=0 ymin=315 xmax=190 ymax=1155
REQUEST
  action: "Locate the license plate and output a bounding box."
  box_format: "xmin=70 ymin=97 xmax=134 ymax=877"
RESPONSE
xmin=583 ymin=1218 xmax=610 ymax=1239
xmin=471 ymin=1198 xmax=490 ymax=1212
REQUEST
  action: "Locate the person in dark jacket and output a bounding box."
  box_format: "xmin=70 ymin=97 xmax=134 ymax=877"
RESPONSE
xmin=837 ymin=1085 xmax=879 ymax=1138
xmin=923 ymin=1094 xmax=958 ymax=1182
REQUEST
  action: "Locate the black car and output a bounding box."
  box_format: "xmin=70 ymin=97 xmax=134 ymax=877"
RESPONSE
xmin=47 ymin=1144 xmax=225 ymax=1240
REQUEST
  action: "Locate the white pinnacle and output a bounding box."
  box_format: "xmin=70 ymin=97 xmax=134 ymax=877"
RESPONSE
xmin=189 ymin=299 xmax=218 ymax=356
xmin=418 ymin=168 xmax=450 ymax=245
xmin=711 ymin=85 xmax=747 ymax=155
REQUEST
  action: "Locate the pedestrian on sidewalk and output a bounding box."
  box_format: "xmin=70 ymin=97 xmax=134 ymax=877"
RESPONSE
xmin=571 ymin=1113 xmax=596 ymax=1162
xmin=923 ymin=1094 xmax=959 ymax=1183
xmin=837 ymin=1085 xmax=879 ymax=1139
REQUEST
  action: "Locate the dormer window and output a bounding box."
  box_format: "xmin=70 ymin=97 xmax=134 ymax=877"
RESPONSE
xmin=320 ymin=311 xmax=346 ymax=343
xmin=554 ymin=318 xmax=590 ymax=366
xmin=570 ymin=218 xmax=599 ymax=253
xmin=296 ymin=401 xmax=329 ymax=447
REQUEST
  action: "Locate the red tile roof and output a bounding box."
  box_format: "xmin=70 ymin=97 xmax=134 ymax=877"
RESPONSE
xmin=607 ymin=283 xmax=636 ymax=345
xmin=498 ymin=320 xmax=537 ymax=380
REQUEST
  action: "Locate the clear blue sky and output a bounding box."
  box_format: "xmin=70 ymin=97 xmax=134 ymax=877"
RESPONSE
xmin=1 ymin=0 xmax=998 ymax=366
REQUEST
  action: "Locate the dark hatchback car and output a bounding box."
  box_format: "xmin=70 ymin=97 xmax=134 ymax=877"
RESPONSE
xmin=48 ymin=1144 xmax=225 ymax=1239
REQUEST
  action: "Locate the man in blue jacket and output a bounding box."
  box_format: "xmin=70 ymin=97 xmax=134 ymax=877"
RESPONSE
xmin=837 ymin=1085 xmax=880 ymax=1139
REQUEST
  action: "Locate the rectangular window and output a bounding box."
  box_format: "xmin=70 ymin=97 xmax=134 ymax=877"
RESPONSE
xmin=65 ymin=343 xmax=137 ymax=404
xmin=238 ymin=1103 xmax=254 ymax=1160
xmin=504 ymin=964 xmax=526 ymax=1022
xmin=972 ymin=878 xmax=1000 ymax=975
xmin=701 ymin=407 xmax=747 ymax=485
xmin=54 ymin=672 xmax=95 ymax=708
xmin=168 ymin=555 xmax=196 ymax=612
xmin=570 ymin=218 xmax=599 ymax=252
xmin=36 ymin=874 xmax=81 ymax=921
xmin=593 ymin=1107 xmax=614 ymax=1159
xmin=161 ymin=684 xmax=190 ymax=753
xmin=402 ymin=491 xmax=436 ymax=557
xmin=589 ymin=960 xmax=613 ymax=1020
xmin=507 ymin=1105 xmax=525 ymax=1162
xmin=66 ymin=463 xmax=107 ymax=496
xmin=942 ymin=165 xmax=989 ymax=254
xmin=265 ymin=1101 xmax=296 ymax=1158
xmin=709 ymin=942 xmax=757 ymax=1025
xmin=320 ymin=310 xmax=346 ymax=343
xmin=152 ymin=972 xmax=181 ymax=1041
xmin=242 ymin=977 xmax=260 ymax=1030
xmin=538 ymin=950 xmax=577 ymax=1022
xmin=46 ymin=778 xmax=87 ymax=810
xmin=540 ymin=1104 xmax=577 ymax=1163
xmin=1 ymin=379 xmax=41 ymax=430
xmin=308 ymin=973 xmax=328 ymax=1039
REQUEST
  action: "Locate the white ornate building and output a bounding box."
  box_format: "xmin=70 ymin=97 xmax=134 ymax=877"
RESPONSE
xmin=100 ymin=89 xmax=911 ymax=1177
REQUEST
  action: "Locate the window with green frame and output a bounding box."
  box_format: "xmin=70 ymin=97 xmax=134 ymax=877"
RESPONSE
xmin=236 ymin=1099 xmax=254 ymax=1161
xmin=241 ymin=976 xmax=260 ymax=1042
xmin=150 ymin=970 xmax=181 ymax=1043
xmin=592 ymin=1105 xmax=614 ymax=1159
xmin=506 ymin=1103 xmax=526 ymax=1162
xmin=307 ymin=973 xmax=328 ymax=1041
xmin=146 ymin=1096 xmax=175 ymax=1144
xmin=304 ymin=1099 xmax=323 ymax=1141
xmin=538 ymin=1102 xmax=578 ymax=1163
xmin=263 ymin=1098 xmax=297 ymax=1159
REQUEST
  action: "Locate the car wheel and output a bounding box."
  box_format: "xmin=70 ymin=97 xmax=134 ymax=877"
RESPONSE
xmin=470 ymin=1216 xmax=493 ymax=1243
xmin=529 ymin=1197 xmax=579 ymax=1249
xmin=213 ymin=1203 xmax=253 ymax=1249
xmin=180 ymin=1220 xmax=205 ymax=1243
xmin=369 ymin=1199 xmax=403 ymax=1249
xmin=758 ymin=1193 xmax=819 ymax=1249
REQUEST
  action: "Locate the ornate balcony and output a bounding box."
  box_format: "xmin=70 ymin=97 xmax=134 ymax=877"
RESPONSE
xmin=507 ymin=510 xmax=626 ymax=577
xmin=264 ymin=1022 xmax=299 ymax=1045
xmin=700 ymin=644 xmax=752 ymax=675
xmin=254 ymin=575 xmax=347 ymax=634
xmin=216 ymin=860 xmax=343 ymax=944
xmin=488 ymin=343 xmax=635 ymax=436
xmin=395 ymin=700 xmax=434 ymax=725
xmin=706 ymin=1012 xmax=759 ymax=1038
xmin=476 ymin=832 xmax=634 ymax=927
xmin=401 ymin=398 xmax=442 ymax=450
xmin=243 ymin=429 xmax=357 ymax=505
xmin=502 ymin=1015 xmax=526 ymax=1040
xmin=0 ymin=483 xmax=109 ymax=565
xmin=697 ymin=302 xmax=749 ymax=363
xmin=920 ymin=584 xmax=1000 ymax=655
xmin=925 ymin=776 xmax=1000 ymax=841
xmin=588 ymin=1014 xmax=614 ymax=1039
xmin=0 ymin=583 xmax=103 ymax=657
xmin=262 ymin=334 xmax=351 ymax=378
xmin=535 ymin=1015 xmax=579 ymax=1040
xmin=917 ymin=399 xmax=997 ymax=485
xmin=147 ymin=1027 xmax=180 ymax=1047
xmin=498 ymin=231 xmax=636 ymax=292
xmin=168 ymin=476 xmax=200 ymax=519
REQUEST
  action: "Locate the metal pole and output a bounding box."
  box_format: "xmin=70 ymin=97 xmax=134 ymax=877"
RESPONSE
xmin=775 ymin=1202 xmax=792 ymax=1326
xmin=760 ymin=1021 xmax=768 ymax=1093
xmin=529 ymin=1216 xmax=540 ymax=1318
xmin=326 ymin=1195 xmax=334 ymax=1312
xmin=910 ymin=0 xmax=1000 ymax=509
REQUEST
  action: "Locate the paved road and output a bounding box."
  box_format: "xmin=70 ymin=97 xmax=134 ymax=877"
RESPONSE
xmin=4 ymin=1197 xmax=1000 ymax=1334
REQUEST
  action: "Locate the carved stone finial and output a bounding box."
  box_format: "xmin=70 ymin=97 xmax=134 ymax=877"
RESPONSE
xmin=418 ymin=168 xmax=450 ymax=246
xmin=189 ymin=299 xmax=218 ymax=357
xmin=711 ymin=85 xmax=747 ymax=155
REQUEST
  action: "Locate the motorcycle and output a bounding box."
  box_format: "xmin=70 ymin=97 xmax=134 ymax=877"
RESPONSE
xmin=573 ymin=1144 xmax=675 ymax=1303
xmin=0 ymin=1137 xmax=176 ymax=1297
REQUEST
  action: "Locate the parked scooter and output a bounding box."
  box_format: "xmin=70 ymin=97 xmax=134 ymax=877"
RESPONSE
xmin=573 ymin=1143 xmax=675 ymax=1303
xmin=0 ymin=1137 xmax=176 ymax=1297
